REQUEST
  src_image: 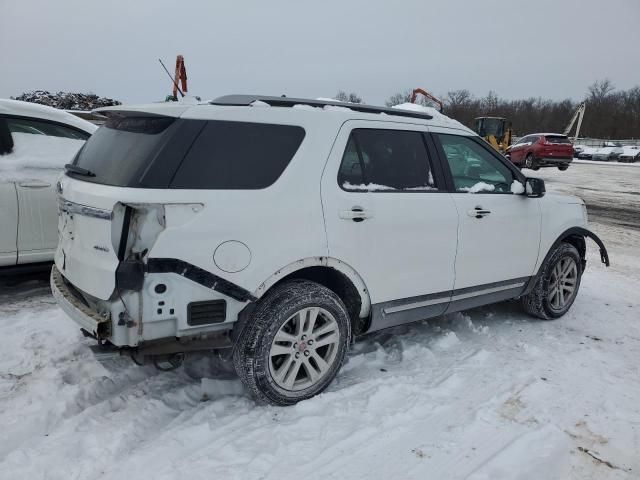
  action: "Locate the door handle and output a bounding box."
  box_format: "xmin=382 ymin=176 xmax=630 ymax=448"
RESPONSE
xmin=468 ymin=206 xmax=491 ymax=218
xmin=18 ymin=181 xmax=51 ymax=189
xmin=339 ymin=206 xmax=373 ymax=222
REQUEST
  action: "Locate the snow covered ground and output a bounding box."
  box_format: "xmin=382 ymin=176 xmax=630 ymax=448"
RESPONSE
xmin=0 ymin=163 xmax=638 ymax=480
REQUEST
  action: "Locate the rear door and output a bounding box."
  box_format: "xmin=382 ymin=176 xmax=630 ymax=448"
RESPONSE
xmin=321 ymin=121 xmax=459 ymax=330
xmin=508 ymin=136 xmax=529 ymax=164
xmin=0 ymin=182 xmax=18 ymax=266
xmin=432 ymin=131 xmax=541 ymax=306
xmin=2 ymin=116 xmax=89 ymax=264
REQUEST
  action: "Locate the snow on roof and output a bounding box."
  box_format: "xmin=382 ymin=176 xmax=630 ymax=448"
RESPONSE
xmin=95 ymin=97 xmax=473 ymax=133
xmin=391 ymin=103 xmax=471 ymax=131
xmin=0 ymin=99 xmax=97 ymax=134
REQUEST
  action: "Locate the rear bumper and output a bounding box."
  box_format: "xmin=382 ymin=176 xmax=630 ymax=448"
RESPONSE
xmin=536 ymin=156 xmax=573 ymax=165
xmin=51 ymin=265 xmax=112 ymax=339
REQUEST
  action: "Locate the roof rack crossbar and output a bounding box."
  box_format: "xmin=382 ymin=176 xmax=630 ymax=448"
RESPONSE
xmin=209 ymin=95 xmax=433 ymax=120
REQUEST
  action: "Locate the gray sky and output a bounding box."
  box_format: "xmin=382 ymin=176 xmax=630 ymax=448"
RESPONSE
xmin=1 ymin=0 xmax=639 ymax=105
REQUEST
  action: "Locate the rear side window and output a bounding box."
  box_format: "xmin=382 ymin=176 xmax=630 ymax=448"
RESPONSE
xmin=171 ymin=121 xmax=305 ymax=189
xmin=338 ymin=129 xmax=437 ymax=191
xmin=6 ymin=116 xmax=90 ymax=140
xmin=72 ymin=116 xmax=178 ymax=186
xmin=545 ymin=135 xmax=571 ymax=144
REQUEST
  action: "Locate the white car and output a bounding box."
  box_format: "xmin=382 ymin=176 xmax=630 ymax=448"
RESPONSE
xmin=619 ymin=146 xmax=640 ymax=163
xmin=0 ymin=99 xmax=96 ymax=269
xmin=51 ymin=95 xmax=609 ymax=405
xmin=591 ymin=146 xmax=624 ymax=162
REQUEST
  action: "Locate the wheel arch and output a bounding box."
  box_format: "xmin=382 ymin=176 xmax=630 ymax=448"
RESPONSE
xmin=253 ymin=257 xmax=372 ymax=333
xmin=523 ymin=227 xmax=609 ymax=296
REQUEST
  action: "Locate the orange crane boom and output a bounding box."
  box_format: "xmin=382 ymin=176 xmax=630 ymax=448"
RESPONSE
xmin=173 ymin=55 xmax=188 ymax=99
xmin=410 ymin=88 xmax=443 ymax=113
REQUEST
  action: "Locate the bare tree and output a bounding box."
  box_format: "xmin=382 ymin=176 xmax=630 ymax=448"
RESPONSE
xmin=384 ymin=91 xmax=412 ymax=107
xmin=446 ymin=89 xmax=473 ymax=108
xmin=335 ymin=91 xmax=364 ymax=103
xmin=587 ymin=79 xmax=615 ymax=102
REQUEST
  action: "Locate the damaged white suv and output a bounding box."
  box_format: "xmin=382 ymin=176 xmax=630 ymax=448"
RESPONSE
xmin=52 ymin=95 xmax=609 ymax=405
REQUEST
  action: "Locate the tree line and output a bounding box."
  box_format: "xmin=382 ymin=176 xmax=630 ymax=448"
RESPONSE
xmin=335 ymin=80 xmax=640 ymax=139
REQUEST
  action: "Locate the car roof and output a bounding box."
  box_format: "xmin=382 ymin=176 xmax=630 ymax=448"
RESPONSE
xmin=94 ymin=95 xmax=474 ymax=134
xmin=526 ymin=133 xmax=568 ymax=137
xmin=0 ymin=99 xmax=97 ymax=133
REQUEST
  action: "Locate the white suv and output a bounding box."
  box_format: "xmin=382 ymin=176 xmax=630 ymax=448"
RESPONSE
xmin=51 ymin=95 xmax=609 ymax=405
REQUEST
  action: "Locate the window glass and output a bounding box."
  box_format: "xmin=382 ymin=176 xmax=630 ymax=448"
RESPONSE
xmin=171 ymin=121 xmax=305 ymax=189
xmin=6 ymin=117 xmax=90 ymax=140
xmin=436 ymin=134 xmax=514 ymax=193
xmin=71 ymin=116 xmax=179 ymax=186
xmin=338 ymin=129 xmax=437 ymax=191
xmin=545 ymin=135 xmax=571 ymax=144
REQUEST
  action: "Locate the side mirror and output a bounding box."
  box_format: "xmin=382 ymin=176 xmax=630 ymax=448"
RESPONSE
xmin=525 ymin=177 xmax=545 ymax=198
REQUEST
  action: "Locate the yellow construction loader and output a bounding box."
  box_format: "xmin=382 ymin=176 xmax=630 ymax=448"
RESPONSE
xmin=474 ymin=117 xmax=512 ymax=155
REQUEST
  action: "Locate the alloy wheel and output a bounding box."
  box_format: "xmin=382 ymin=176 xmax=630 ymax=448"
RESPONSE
xmin=548 ymin=257 xmax=578 ymax=311
xmin=268 ymin=307 xmax=341 ymax=391
xmin=525 ymin=155 xmax=533 ymax=169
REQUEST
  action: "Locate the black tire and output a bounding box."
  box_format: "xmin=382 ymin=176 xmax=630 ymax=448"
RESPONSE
xmin=525 ymin=153 xmax=536 ymax=170
xmin=558 ymin=165 xmax=569 ymax=171
xmin=521 ymin=243 xmax=583 ymax=320
xmin=233 ymin=279 xmax=351 ymax=406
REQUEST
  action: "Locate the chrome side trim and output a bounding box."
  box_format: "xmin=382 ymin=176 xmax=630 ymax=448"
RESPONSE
xmin=58 ymin=199 xmax=112 ymax=220
xmin=450 ymin=282 xmax=525 ymax=301
xmin=383 ymin=295 xmax=449 ymax=315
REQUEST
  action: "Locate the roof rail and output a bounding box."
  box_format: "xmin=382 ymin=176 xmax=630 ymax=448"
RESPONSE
xmin=210 ymin=95 xmax=433 ymax=120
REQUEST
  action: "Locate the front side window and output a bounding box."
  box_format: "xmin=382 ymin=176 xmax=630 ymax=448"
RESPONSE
xmin=436 ymin=134 xmax=514 ymax=193
xmin=6 ymin=117 xmax=90 ymax=140
xmin=338 ymin=129 xmax=437 ymax=192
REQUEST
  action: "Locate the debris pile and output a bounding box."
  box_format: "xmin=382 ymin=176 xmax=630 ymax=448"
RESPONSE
xmin=11 ymin=90 xmax=121 ymax=110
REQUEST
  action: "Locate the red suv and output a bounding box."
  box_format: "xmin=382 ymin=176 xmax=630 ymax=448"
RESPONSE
xmin=507 ymin=133 xmax=574 ymax=171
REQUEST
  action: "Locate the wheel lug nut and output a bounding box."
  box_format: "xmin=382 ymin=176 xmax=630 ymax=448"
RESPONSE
xmin=308 ymin=339 xmax=314 ymax=345
xmin=295 ymin=352 xmax=300 ymax=359
xmin=304 ymin=350 xmax=310 ymax=357
xmin=301 ymin=335 xmax=307 ymax=340
xmin=293 ymin=343 xmax=297 ymax=349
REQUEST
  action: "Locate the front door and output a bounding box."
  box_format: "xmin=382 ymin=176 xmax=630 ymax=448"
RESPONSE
xmin=432 ymin=131 xmax=541 ymax=306
xmin=0 ymin=182 xmax=18 ymax=266
xmin=321 ymin=121 xmax=459 ymax=331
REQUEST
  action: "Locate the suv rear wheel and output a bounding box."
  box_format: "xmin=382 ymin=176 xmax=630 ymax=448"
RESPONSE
xmin=233 ymin=280 xmax=351 ymax=405
xmin=521 ymin=243 xmax=582 ymax=320
xmin=558 ymin=165 xmax=569 ymax=171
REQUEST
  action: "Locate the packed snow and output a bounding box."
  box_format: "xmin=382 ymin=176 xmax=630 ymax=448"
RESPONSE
xmin=460 ymin=181 xmax=495 ymax=193
xmin=0 ymin=162 xmax=639 ymax=479
xmin=510 ymin=179 xmax=525 ymax=194
xmin=391 ymin=103 xmax=468 ymax=130
xmin=0 ymin=132 xmax=85 ymax=182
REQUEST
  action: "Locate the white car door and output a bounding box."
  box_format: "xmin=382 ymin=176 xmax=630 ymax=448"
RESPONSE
xmin=432 ymin=130 xmax=541 ymax=308
xmin=3 ymin=119 xmax=87 ymax=264
xmin=15 ymin=179 xmax=59 ymax=264
xmin=0 ymin=182 xmax=18 ymax=266
xmin=321 ymin=121 xmax=459 ymax=331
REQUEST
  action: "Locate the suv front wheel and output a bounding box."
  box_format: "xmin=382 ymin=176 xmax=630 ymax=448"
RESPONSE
xmin=521 ymin=243 xmax=583 ymax=320
xmin=233 ymin=280 xmax=351 ymax=405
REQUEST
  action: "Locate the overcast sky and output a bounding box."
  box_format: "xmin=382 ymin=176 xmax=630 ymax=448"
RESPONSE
xmin=1 ymin=0 xmax=639 ymax=105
